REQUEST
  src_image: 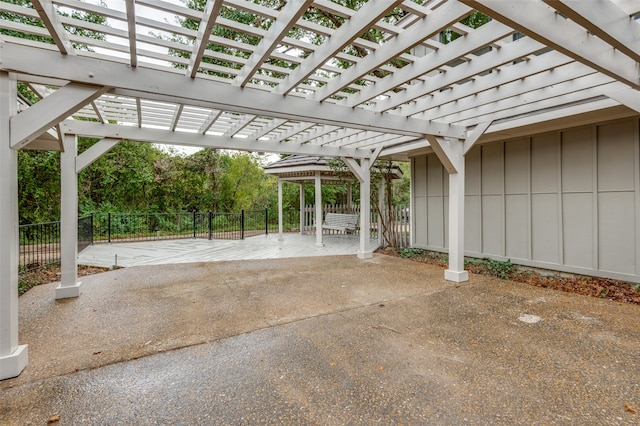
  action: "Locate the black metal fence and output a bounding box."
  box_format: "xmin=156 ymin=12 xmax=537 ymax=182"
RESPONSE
xmin=19 ymin=206 xmax=407 ymax=274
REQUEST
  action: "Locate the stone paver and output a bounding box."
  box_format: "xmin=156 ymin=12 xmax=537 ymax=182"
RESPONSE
xmin=3 ymin=255 xmax=639 ymax=425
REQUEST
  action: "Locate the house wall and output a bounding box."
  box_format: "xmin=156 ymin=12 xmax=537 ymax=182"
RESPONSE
xmin=410 ymin=117 xmax=640 ymax=283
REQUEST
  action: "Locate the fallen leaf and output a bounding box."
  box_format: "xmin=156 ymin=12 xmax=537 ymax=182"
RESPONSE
xmin=48 ymin=414 xmax=61 ymax=423
xmin=378 ymin=365 xmax=385 ymax=371
xmin=330 ymin=361 xmax=336 ymax=366
xmin=93 ymin=351 xmax=102 ymax=355
xmin=528 ymin=372 xmax=537 ymax=378
xmin=625 ymin=404 xmax=637 ymax=414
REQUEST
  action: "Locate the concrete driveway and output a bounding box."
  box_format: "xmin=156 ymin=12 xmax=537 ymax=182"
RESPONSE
xmin=2 ymin=255 xmax=639 ymax=425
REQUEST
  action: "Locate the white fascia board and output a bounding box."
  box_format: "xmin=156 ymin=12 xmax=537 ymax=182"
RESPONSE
xmin=59 ymin=120 xmax=372 ymax=159
xmin=311 ymin=1 xmax=473 ymax=102
xmin=546 ymin=0 xmax=640 ymax=63
xmin=604 ymin=85 xmax=640 ymax=113
xmin=381 ymin=37 xmax=551 ymax=114
xmin=234 ymin=0 xmax=313 ymax=87
xmin=379 ymin=139 xmax=430 ymax=157
xmin=420 ymin=62 xmax=612 ymax=122
xmin=345 ymin=20 xmax=514 ymax=108
xmin=273 ymin=0 xmax=405 ymax=95
xmin=10 ymin=83 xmax=109 ymax=149
xmin=610 ymin=0 xmax=640 ymax=16
xmin=456 ymin=80 xmax=618 ymax=126
xmin=486 ymin=98 xmax=620 ymax=134
xmin=465 ymin=0 xmax=640 ymax=90
xmin=0 ymin=43 xmax=465 ymax=139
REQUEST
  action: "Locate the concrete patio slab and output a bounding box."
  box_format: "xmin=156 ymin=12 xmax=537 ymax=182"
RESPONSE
xmin=78 ymin=233 xmax=370 ymax=268
xmin=2 ymin=255 xmax=639 ymax=425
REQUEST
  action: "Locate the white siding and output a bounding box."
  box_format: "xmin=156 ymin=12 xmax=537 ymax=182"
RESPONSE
xmin=411 ymin=118 xmax=640 ymax=283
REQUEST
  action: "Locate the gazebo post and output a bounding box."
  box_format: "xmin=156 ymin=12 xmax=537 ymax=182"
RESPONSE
xmin=314 ymin=171 xmax=324 ymax=247
xmin=299 ymin=182 xmax=305 ymax=235
xmin=0 ymin=71 xmax=28 ymax=380
xmin=56 ymin=133 xmax=82 ymax=299
xmin=378 ymin=177 xmax=385 ymax=247
xmin=277 ymin=178 xmax=284 ymax=241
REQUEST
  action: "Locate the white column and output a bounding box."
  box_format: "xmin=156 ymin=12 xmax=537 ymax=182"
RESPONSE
xmin=0 ymin=72 xmax=28 ymax=380
xmin=277 ymin=178 xmax=284 ymax=241
xmin=314 ymin=172 xmax=324 ymax=247
xmin=56 ymin=133 xmax=81 ymax=299
xmin=358 ymin=159 xmax=372 ymax=259
xmin=299 ymin=182 xmax=305 ymax=235
xmin=444 ymin=141 xmax=468 ymax=282
xmin=347 ymin=182 xmax=352 ymax=211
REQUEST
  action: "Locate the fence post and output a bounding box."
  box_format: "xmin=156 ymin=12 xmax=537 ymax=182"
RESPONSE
xmin=90 ymin=213 xmax=94 ymax=245
xmin=208 ymin=211 xmax=213 ymax=240
xmin=108 ymin=212 xmax=111 ymax=244
xmin=241 ymin=209 xmax=245 ymax=240
xmin=265 ymin=208 xmax=268 ymax=236
xmin=193 ymin=210 xmax=197 ymax=239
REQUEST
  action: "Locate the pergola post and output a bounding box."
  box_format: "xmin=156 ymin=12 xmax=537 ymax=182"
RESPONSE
xmin=314 ymin=171 xmax=323 ymax=247
xmin=277 ymin=178 xmax=284 ymax=241
xmin=378 ymin=176 xmax=385 ymax=247
xmin=426 ymin=135 xmax=468 ymax=282
xmin=0 ymin=71 xmax=28 ymax=380
xmin=56 ymin=133 xmax=81 ymax=299
xmin=343 ymin=157 xmax=373 ymax=259
xmin=444 ymin=141 xmax=468 ymax=282
xmin=299 ymin=182 xmax=305 ymax=235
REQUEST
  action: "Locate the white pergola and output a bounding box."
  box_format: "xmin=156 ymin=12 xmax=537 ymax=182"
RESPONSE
xmin=1 ymin=0 xmax=640 ymax=379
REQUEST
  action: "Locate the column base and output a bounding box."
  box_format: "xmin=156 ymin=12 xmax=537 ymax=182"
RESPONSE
xmin=55 ymin=282 xmax=82 ymax=299
xmin=357 ymin=250 xmax=373 ymax=259
xmin=444 ymin=270 xmax=469 ymax=283
xmin=277 ymin=235 xmax=284 ymax=242
xmin=0 ymin=344 xmax=28 ymax=380
xmin=315 ymin=242 xmax=325 ymax=248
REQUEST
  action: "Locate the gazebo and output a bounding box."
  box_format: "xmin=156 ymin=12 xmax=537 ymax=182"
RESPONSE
xmin=264 ymin=155 xmax=403 ymax=252
xmin=1 ymin=0 xmax=640 ymax=380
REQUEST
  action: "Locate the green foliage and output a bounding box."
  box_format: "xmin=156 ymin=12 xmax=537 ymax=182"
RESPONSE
xmin=441 ymin=12 xmax=490 ymax=44
xmin=465 ymin=257 xmax=514 ymax=279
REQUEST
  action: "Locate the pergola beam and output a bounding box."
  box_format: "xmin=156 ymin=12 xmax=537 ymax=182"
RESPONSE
xmin=0 ymin=43 xmax=466 ymax=139
xmin=545 ymin=0 xmax=640 ymax=63
xmin=59 ymin=120 xmax=372 ymax=159
xmin=463 ymin=0 xmax=640 ymax=90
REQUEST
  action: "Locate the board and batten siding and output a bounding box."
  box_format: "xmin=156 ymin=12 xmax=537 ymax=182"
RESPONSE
xmin=410 ymin=118 xmax=640 ymax=283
